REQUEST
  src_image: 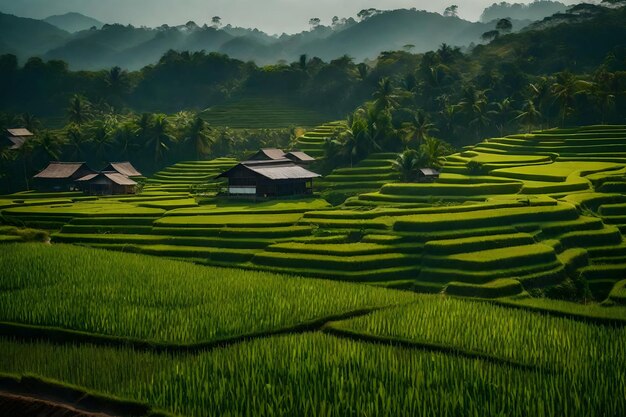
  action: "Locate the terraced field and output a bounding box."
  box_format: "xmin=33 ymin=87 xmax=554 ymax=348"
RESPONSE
xmin=1 ymin=125 xmax=626 ymax=303
xmin=0 ymin=244 xmax=624 ymax=417
xmin=199 ymin=97 xmax=331 ymax=128
xmin=145 ymin=158 xmax=237 ymax=193
xmin=317 ymin=152 xmax=399 ymax=200
xmin=291 ymin=121 xmax=346 ymax=159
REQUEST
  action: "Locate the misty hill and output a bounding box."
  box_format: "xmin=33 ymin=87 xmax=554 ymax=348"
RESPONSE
xmin=0 ymin=12 xmax=69 ymax=59
xmin=1 ymin=8 xmax=535 ymax=70
xmin=44 ymin=12 xmax=103 ymax=33
xmin=480 ymin=1 xmax=567 ymax=22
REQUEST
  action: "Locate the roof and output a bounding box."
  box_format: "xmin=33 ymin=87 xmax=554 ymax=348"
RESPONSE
xmin=6 ymin=136 xmax=28 ymax=150
xmin=218 ymin=160 xmax=320 ymax=181
xmin=249 ymin=148 xmax=287 ymax=161
xmin=34 ymin=162 xmax=91 ymax=179
xmin=286 ymin=151 xmax=315 ymax=162
xmin=104 ymin=162 xmax=142 ymax=177
xmin=418 ymin=168 xmax=440 ymax=176
xmin=76 ymin=172 xmax=137 ymax=186
xmin=7 ymin=128 xmax=34 ymax=137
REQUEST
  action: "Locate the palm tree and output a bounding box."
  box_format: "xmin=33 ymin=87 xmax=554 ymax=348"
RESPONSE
xmin=211 ymin=127 xmax=235 ymax=157
xmin=402 ymin=111 xmax=438 ymax=148
xmin=35 ymin=131 xmax=64 ymax=161
xmin=515 ymin=100 xmax=542 ymax=133
xmin=146 ymin=114 xmax=175 ymax=165
xmin=17 ymin=113 xmax=40 ymax=132
xmin=551 ymin=71 xmax=592 ymax=127
xmin=88 ymin=120 xmax=113 ymax=162
xmin=393 ymin=149 xmax=420 ymax=182
xmin=493 ymin=98 xmax=514 ymax=136
xmin=65 ymin=124 xmax=86 ymax=160
xmin=590 ymin=69 xmax=616 ymax=124
xmin=111 ymin=121 xmax=139 ymax=160
xmin=338 ymin=111 xmax=381 ymax=167
xmin=419 ymin=136 xmax=450 ymax=170
xmin=67 ymin=95 xmax=91 ymax=125
xmin=184 ymin=117 xmax=213 ymax=160
xmin=372 ymin=77 xmax=399 ymax=111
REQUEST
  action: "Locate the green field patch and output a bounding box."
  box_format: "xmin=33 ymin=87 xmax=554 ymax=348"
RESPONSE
xmin=380 ymin=182 xmax=523 ymax=196
xmin=266 ymin=242 xmax=395 ymax=256
xmin=327 ymin=296 xmax=626 ymax=372
xmin=164 ymin=199 xmax=330 ymax=217
xmin=491 ymin=161 xmax=621 ymax=182
xmin=0 ymin=244 xmax=416 ymax=344
xmin=425 ymin=244 xmax=557 ymax=271
xmin=424 ymin=233 xmax=535 ymax=255
xmin=154 ymin=213 xmax=303 ymax=228
xmin=446 ymin=279 xmax=524 ymax=298
xmin=609 ymin=280 xmax=626 ymax=305
xmin=394 ymin=203 xmax=578 ymax=232
xmin=3 ymin=328 xmax=623 ymax=417
xmin=252 ymin=251 xmax=418 ymax=272
xmin=151 ymin=225 xmax=313 ymax=239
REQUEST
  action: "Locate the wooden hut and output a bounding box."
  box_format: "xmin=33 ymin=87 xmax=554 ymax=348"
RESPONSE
xmin=102 ymin=162 xmax=143 ymax=179
xmin=3 ymin=128 xmax=34 ymax=150
xmin=75 ymin=172 xmax=137 ymax=196
xmin=417 ymin=168 xmax=440 ymax=183
xmin=217 ymin=160 xmax=320 ymax=198
xmin=33 ymin=162 xmax=96 ymax=191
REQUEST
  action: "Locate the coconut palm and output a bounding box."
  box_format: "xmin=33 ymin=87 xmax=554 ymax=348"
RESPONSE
xmin=419 ymin=136 xmax=450 ymax=170
xmin=146 ymin=114 xmax=175 ymax=165
xmin=393 ymin=149 xmax=420 ymax=182
xmin=516 ymin=100 xmax=542 ymax=133
xmin=402 ymin=110 xmax=438 ymax=149
xmin=35 ymin=131 xmax=64 ymax=161
xmin=372 ymin=77 xmax=399 ymax=111
xmin=64 ymin=124 xmax=87 ymax=160
xmin=184 ymin=117 xmax=213 ymax=160
xmin=67 ymin=95 xmax=91 ymax=125
xmin=551 ymin=71 xmax=592 ymax=127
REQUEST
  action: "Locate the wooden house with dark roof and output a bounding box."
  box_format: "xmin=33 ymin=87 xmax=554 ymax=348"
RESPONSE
xmin=75 ymin=172 xmax=138 ymax=195
xmin=3 ymin=128 xmax=34 ymax=150
xmin=102 ymin=162 xmax=143 ymax=179
xmin=217 ymin=159 xmax=320 ymax=197
xmin=416 ymin=168 xmax=440 ymax=182
xmin=33 ymin=162 xmax=96 ymax=191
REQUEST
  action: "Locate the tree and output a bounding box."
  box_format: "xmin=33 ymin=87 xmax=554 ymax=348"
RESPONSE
xmin=493 ymin=98 xmax=515 ymax=136
xmin=35 ymin=131 xmax=64 ymax=162
xmin=372 ymin=77 xmax=399 ymax=111
xmin=496 ymin=18 xmax=513 ymax=33
xmin=393 ymin=149 xmax=421 ymax=182
xmin=17 ymin=113 xmax=40 ymax=132
xmin=184 ymin=117 xmax=213 ymax=160
xmin=402 ymin=111 xmax=438 ymax=148
xmin=211 ymin=16 xmax=222 ymax=28
xmin=481 ymin=30 xmax=500 ymax=42
xmin=357 ymin=8 xmax=379 ymax=21
xmin=88 ymin=120 xmax=113 ymax=162
xmin=146 ymin=114 xmax=175 ymax=165
xmin=67 ymin=95 xmax=91 ymax=125
xmin=551 ymin=71 xmax=592 ymax=126
xmin=443 ymin=5 xmax=459 ymax=17
xmin=105 ymin=66 xmax=130 ymax=104
xmin=64 ymin=124 xmax=86 ymax=160
xmin=309 ymin=18 xmax=321 ymax=29
xmin=515 ymin=100 xmax=542 ymax=133
xmin=419 ymin=136 xmax=450 ymax=169
xmin=403 ymin=44 xmax=415 ymax=52
xmin=299 ymin=54 xmax=308 ymax=71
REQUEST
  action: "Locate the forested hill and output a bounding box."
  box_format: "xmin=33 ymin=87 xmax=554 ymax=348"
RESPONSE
xmin=0 ymin=8 xmax=529 ymax=70
xmin=43 ymin=12 xmax=104 ymax=33
xmin=0 ymin=12 xmax=70 ymax=59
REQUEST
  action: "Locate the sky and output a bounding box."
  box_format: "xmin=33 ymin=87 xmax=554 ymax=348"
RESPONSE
xmin=0 ymin=0 xmax=581 ymax=34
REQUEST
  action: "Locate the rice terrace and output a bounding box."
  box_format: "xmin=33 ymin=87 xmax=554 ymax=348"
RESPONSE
xmin=0 ymin=1 xmax=625 ymax=416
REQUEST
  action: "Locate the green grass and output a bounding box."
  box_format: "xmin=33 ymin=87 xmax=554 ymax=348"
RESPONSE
xmin=199 ymin=97 xmax=330 ymax=128
xmin=0 ymin=244 xmax=416 ymax=345
xmin=328 ymin=295 xmax=626 ymax=370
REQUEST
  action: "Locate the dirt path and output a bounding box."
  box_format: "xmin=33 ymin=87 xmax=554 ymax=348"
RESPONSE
xmin=0 ymin=391 xmax=118 ymax=417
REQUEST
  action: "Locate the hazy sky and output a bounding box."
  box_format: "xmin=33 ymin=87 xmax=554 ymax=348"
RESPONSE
xmin=0 ymin=0 xmax=581 ymax=34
